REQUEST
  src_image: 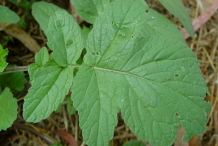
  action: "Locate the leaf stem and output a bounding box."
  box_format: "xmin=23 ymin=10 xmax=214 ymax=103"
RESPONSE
xmin=68 ymin=64 xmax=81 ymax=68
xmin=2 ymin=66 xmax=28 ymax=74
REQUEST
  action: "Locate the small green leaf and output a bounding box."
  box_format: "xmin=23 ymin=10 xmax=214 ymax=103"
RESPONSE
xmin=0 ymin=88 xmax=18 ymax=131
xmin=55 ymin=102 xmax=62 ymax=113
xmin=66 ymin=97 xmax=76 ymax=115
xmin=28 ymin=63 xmax=40 ymax=82
xmin=158 ymin=0 xmax=194 ymax=37
xmin=0 ymin=71 xmax=26 ymax=91
xmin=0 ymin=5 xmax=20 ymax=23
xmin=23 ymin=61 xmax=74 ymax=122
xmin=46 ymin=10 xmax=83 ymax=66
xmin=32 ymin=1 xmax=61 ymax=33
xmin=71 ymin=0 xmax=110 ymax=23
xmin=9 ymin=0 xmax=33 ymax=10
xmin=35 ymin=47 xmax=49 ymax=66
xmin=123 ymin=140 xmax=145 ymax=146
xmin=29 ymin=47 xmax=49 ymax=81
xmin=0 ymin=45 xmax=8 ymax=72
xmin=81 ymin=26 xmax=91 ymax=47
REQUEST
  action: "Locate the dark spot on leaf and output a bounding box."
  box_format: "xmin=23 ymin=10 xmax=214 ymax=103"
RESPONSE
xmin=133 ymin=21 xmax=137 ymax=25
xmin=175 ymin=73 xmax=180 ymax=78
xmin=66 ymin=40 xmax=74 ymax=46
xmin=131 ymin=36 xmax=134 ymax=38
xmin=96 ymin=52 xmax=100 ymax=56
xmin=145 ymin=10 xmax=149 ymax=13
xmin=91 ymin=52 xmax=96 ymax=56
xmin=175 ymin=113 xmax=180 ymax=118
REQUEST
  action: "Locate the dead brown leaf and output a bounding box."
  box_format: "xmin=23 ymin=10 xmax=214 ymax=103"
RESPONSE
xmin=181 ymin=0 xmax=218 ymax=39
xmin=174 ymin=127 xmax=189 ymax=146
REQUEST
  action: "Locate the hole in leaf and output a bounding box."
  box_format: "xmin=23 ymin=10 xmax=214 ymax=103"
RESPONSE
xmin=96 ymin=52 xmax=100 ymax=56
xmin=174 ymin=73 xmax=180 ymax=78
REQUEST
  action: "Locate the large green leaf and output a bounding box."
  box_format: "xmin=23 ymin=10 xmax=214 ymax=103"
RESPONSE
xmin=158 ymin=0 xmax=194 ymax=37
xmin=46 ymin=10 xmax=83 ymax=66
xmin=71 ymin=0 xmax=210 ymax=145
xmin=71 ymin=0 xmax=110 ymax=23
xmin=23 ymin=61 xmax=74 ymax=122
xmin=32 ymin=1 xmax=61 ymax=32
xmin=0 ymin=88 xmax=18 ymax=131
xmin=0 ymin=5 xmax=20 ymax=23
xmin=0 ymin=45 xmax=8 ymax=72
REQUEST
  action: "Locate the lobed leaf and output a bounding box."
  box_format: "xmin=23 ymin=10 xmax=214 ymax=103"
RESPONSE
xmin=0 ymin=88 xmax=18 ymax=131
xmin=24 ymin=6 xmax=83 ymax=122
xmin=23 ymin=61 xmax=74 ymax=122
xmin=158 ymin=0 xmax=194 ymax=37
xmin=0 ymin=5 xmax=20 ymax=23
xmin=72 ymin=0 xmax=146 ymax=145
xmin=0 ymin=45 xmax=8 ymax=72
xmin=46 ymin=10 xmax=83 ymax=66
xmin=72 ymin=0 xmax=210 ymax=145
xmin=118 ymin=36 xmax=210 ymax=145
xmin=71 ymin=0 xmax=110 ymax=23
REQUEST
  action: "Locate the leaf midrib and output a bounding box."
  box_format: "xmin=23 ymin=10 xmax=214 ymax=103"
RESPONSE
xmin=93 ymin=66 xmax=150 ymax=82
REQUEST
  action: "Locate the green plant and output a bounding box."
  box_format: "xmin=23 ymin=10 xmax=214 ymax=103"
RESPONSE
xmin=0 ymin=45 xmax=18 ymax=131
xmin=0 ymin=0 xmax=211 ymax=146
xmin=0 ymin=6 xmax=25 ymax=131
